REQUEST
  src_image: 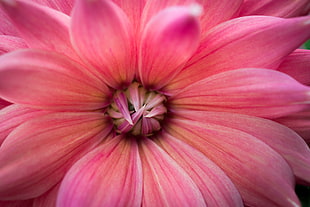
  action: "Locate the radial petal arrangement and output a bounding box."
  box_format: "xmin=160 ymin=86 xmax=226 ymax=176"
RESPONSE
xmin=0 ymin=0 xmax=310 ymax=207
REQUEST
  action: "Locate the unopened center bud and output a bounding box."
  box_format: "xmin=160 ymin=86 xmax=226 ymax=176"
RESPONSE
xmin=107 ymin=82 xmax=167 ymax=136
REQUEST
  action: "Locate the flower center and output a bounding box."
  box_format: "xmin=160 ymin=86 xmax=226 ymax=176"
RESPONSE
xmin=107 ymin=82 xmax=167 ymax=136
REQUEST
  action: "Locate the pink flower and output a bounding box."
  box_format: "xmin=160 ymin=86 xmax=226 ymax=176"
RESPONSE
xmin=0 ymin=0 xmax=310 ymax=207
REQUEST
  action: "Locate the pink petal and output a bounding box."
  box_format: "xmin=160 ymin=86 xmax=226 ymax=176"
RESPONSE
xmin=0 ymin=104 xmax=48 ymax=145
xmin=0 ymin=0 xmax=79 ymax=60
xmin=276 ymin=109 xmax=310 ymax=145
xmin=0 ymin=35 xmax=27 ymax=55
xmin=139 ymin=6 xmax=201 ymax=89
xmin=141 ymin=0 xmax=242 ymax=40
xmin=240 ymin=0 xmax=310 ymax=17
xmin=0 ymin=112 xmax=112 ymax=200
xmin=277 ymin=49 xmax=310 ymax=86
xmin=32 ymin=184 xmax=60 ymax=207
xmin=166 ymin=118 xmax=300 ymax=207
xmin=167 ymin=15 xmax=310 ymax=92
xmin=57 ymin=136 xmax=142 ymax=207
xmin=70 ymin=0 xmax=135 ymax=89
xmin=156 ymin=132 xmax=243 ymax=206
xmin=175 ymin=110 xmax=310 ymax=184
xmin=0 ymin=199 xmax=33 ymax=207
xmin=170 ymin=68 xmax=310 ymax=119
xmin=0 ymin=49 xmax=111 ymax=111
xmin=112 ymin=0 xmax=146 ymax=34
xmin=29 ymin=0 xmax=73 ymax=15
xmin=140 ymin=138 xmax=206 ymax=207
xmin=0 ymin=6 xmax=18 ymax=35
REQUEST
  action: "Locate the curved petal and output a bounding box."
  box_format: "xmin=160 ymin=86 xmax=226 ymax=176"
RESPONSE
xmin=175 ymin=110 xmax=310 ymax=184
xmin=139 ymin=5 xmax=201 ymax=89
xmin=276 ymin=109 xmax=310 ymax=145
xmin=0 ymin=6 xmax=18 ymax=35
xmin=0 ymin=112 xmax=112 ymax=200
xmin=0 ymin=104 xmax=48 ymax=145
xmin=165 ymin=118 xmax=300 ymax=207
xmin=0 ymin=49 xmax=111 ymax=111
xmin=112 ymin=0 xmax=146 ymax=34
xmin=71 ymin=0 xmax=135 ymax=89
xmin=140 ymin=138 xmax=206 ymax=207
xmin=167 ymin=15 xmax=310 ymax=92
xmin=277 ymin=49 xmax=310 ymax=86
xmin=240 ymin=0 xmax=310 ymax=18
xmin=0 ymin=35 xmax=27 ymax=55
xmin=141 ymin=0 xmax=242 ymax=39
xmin=156 ymin=132 xmax=243 ymax=206
xmin=32 ymin=184 xmax=60 ymax=207
xmin=170 ymin=69 xmax=310 ymax=119
xmin=57 ymin=136 xmax=142 ymax=207
xmin=29 ymin=0 xmax=73 ymax=15
xmin=0 ymin=0 xmax=79 ymax=60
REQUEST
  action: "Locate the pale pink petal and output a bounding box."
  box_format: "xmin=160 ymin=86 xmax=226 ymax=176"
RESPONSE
xmin=0 ymin=0 xmax=79 ymax=60
xmin=167 ymin=16 xmax=310 ymax=91
xmin=70 ymin=0 xmax=135 ymax=89
xmin=112 ymin=0 xmax=146 ymax=34
xmin=277 ymin=49 xmax=310 ymax=86
xmin=0 ymin=112 xmax=112 ymax=200
xmin=276 ymin=109 xmax=310 ymax=145
xmin=240 ymin=0 xmax=310 ymax=17
xmin=175 ymin=110 xmax=310 ymax=184
xmin=166 ymin=118 xmax=300 ymax=207
xmin=170 ymin=68 xmax=310 ymax=119
xmin=156 ymin=132 xmax=243 ymax=206
xmin=0 ymin=199 xmax=33 ymax=207
xmin=0 ymin=49 xmax=111 ymax=111
xmin=139 ymin=6 xmax=200 ymax=89
xmin=0 ymin=35 xmax=27 ymax=55
xmin=57 ymin=136 xmax=142 ymax=207
xmin=140 ymin=138 xmax=205 ymax=207
xmin=28 ymin=0 xmax=73 ymax=15
xmin=32 ymin=184 xmax=60 ymax=207
xmin=141 ymin=0 xmax=242 ymax=39
xmin=0 ymin=6 xmax=18 ymax=35
xmin=0 ymin=104 xmax=48 ymax=145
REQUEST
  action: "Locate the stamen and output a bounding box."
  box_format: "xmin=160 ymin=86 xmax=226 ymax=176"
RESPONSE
xmin=107 ymin=82 xmax=167 ymax=136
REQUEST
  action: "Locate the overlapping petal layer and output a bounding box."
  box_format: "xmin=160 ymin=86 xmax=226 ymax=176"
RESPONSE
xmin=156 ymin=133 xmax=243 ymax=206
xmin=0 ymin=49 xmax=111 ymax=111
xmin=0 ymin=104 xmax=48 ymax=145
xmin=170 ymin=69 xmax=310 ymax=118
xmin=0 ymin=0 xmax=79 ymax=60
xmin=30 ymin=0 xmax=73 ymax=15
xmin=278 ymin=49 xmax=310 ymax=86
xmin=141 ymin=0 xmax=242 ymax=39
xmin=139 ymin=6 xmax=200 ymax=89
xmin=71 ymin=0 xmax=135 ymax=89
xmin=167 ymin=16 xmax=310 ymax=91
xmin=57 ymin=136 xmax=142 ymax=207
xmin=0 ymin=35 xmax=27 ymax=55
xmin=240 ymin=0 xmax=310 ymax=17
xmin=139 ymin=139 xmax=206 ymax=207
xmin=175 ymin=110 xmax=310 ymax=184
xmin=0 ymin=112 xmax=111 ymax=200
xmin=165 ymin=118 xmax=300 ymax=207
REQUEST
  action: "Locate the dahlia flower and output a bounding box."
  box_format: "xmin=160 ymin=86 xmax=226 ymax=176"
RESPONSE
xmin=0 ymin=0 xmax=310 ymax=207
